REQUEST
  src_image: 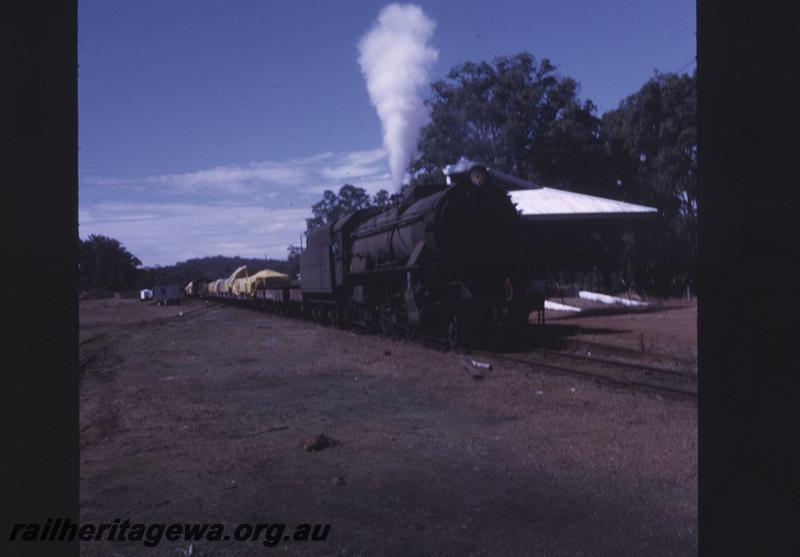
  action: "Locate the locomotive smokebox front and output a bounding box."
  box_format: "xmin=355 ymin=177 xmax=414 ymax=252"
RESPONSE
xmin=433 ymin=166 xmax=519 ymax=272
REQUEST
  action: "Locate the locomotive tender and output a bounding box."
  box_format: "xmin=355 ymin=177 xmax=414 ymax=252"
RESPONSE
xmin=298 ymin=162 xmax=542 ymax=346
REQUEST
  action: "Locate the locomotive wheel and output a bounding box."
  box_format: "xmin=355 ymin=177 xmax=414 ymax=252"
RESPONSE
xmin=378 ymin=307 xmax=393 ymax=337
xmin=328 ymin=308 xmax=340 ymax=327
xmin=335 ymin=308 xmax=344 ymax=327
xmin=397 ymin=317 xmax=413 ymax=340
xmin=446 ymin=315 xmax=460 ymax=349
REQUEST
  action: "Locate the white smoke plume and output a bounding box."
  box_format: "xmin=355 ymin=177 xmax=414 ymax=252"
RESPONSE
xmin=358 ymin=4 xmax=438 ymax=190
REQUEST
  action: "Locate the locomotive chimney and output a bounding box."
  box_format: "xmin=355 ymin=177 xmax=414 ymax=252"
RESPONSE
xmin=443 ymin=158 xmax=489 ymax=187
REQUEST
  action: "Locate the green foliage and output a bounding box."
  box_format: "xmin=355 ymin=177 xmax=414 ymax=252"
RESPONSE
xmin=602 ymin=71 xmax=697 ymax=218
xmin=413 ymin=53 xmax=606 ymax=193
xmin=534 ymin=99 xmax=615 ymax=196
xmin=372 ymin=189 xmax=392 ymax=208
xmin=79 ymin=235 xmax=142 ymax=292
xmin=306 ymin=184 xmax=372 ymax=230
xmin=602 ymin=71 xmax=697 ymax=291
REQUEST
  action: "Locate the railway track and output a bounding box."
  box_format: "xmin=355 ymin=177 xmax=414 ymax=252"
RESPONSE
xmin=414 ymin=328 xmax=696 ymax=398
xmin=468 ymin=348 xmax=697 ymax=399
xmin=528 ymin=347 xmax=695 ymax=378
xmin=199 ymin=296 xmax=698 ymax=399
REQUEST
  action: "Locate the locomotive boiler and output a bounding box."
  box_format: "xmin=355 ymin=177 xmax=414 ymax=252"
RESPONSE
xmin=300 ymin=163 xmax=541 ymax=347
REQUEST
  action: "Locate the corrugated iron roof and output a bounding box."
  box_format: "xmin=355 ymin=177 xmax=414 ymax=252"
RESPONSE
xmin=508 ymin=187 xmax=657 ymax=220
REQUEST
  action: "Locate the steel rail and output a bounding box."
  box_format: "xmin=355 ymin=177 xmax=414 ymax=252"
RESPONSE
xmin=470 ymin=350 xmax=697 ymax=399
xmin=533 ymin=349 xmax=695 ymax=378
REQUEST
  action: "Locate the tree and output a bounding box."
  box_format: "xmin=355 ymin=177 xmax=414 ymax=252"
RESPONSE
xmin=602 ymin=71 xmax=696 ymax=214
xmin=79 ymin=234 xmax=142 ymax=292
xmin=533 ymin=99 xmax=615 ymax=196
xmin=601 ymin=71 xmax=697 ymax=292
xmin=412 ymin=52 xmax=607 ymax=193
xmin=306 ymin=184 xmax=372 ymax=231
xmin=372 ymin=189 xmax=391 ymax=208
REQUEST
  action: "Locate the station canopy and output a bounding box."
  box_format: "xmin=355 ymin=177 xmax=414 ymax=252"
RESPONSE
xmin=443 ymin=159 xmax=657 ymax=221
xmin=507 ymin=186 xmax=658 ymax=221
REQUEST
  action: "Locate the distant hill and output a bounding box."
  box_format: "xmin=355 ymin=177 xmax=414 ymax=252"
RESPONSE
xmin=137 ymin=255 xmax=293 ymax=289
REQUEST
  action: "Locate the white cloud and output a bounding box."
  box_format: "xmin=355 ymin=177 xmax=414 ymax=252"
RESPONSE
xmin=81 ymin=147 xmax=393 ymax=198
xmin=155 ymin=163 xmax=310 ymax=193
xmin=318 ymin=148 xmax=389 ymax=182
xmin=79 ymin=147 xmax=397 ymax=266
xmin=79 ymin=202 xmax=312 ymax=266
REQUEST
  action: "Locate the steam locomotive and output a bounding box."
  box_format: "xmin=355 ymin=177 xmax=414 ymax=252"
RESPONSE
xmin=195 ymin=162 xmax=544 ymax=347
xmin=297 ymin=162 xmax=542 ymax=346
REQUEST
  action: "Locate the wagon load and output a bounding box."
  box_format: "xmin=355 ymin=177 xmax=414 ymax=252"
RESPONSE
xmin=184 ymin=277 xmax=210 ymax=296
xmin=225 ymin=265 xmax=257 ymax=295
xmin=245 ymin=269 xmax=290 ymax=296
xmin=211 ymin=278 xmax=226 ymax=294
xmin=231 ymin=277 xmax=250 ymax=296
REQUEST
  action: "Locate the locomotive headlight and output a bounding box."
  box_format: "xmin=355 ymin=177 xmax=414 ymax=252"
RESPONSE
xmin=469 ymin=166 xmax=488 ymax=187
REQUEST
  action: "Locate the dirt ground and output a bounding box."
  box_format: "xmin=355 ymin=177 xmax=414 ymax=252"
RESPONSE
xmin=80 ymin=298 xmax=697 ymax=556
xmin=544 ymin=298 xmax=697 ymax=363
xmin=80 ymin=296 xmax=187 ymax=340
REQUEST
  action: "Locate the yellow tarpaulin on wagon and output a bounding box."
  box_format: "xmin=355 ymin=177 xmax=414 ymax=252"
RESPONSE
xmin=244 ymin=269 xmax=290 ymax=295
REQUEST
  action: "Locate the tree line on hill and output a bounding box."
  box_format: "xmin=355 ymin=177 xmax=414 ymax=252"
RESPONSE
xmin=79 ymin=235 xmax=293 ymax=294
xmin=79 ymin=235 xmax=141 ymax=293
xmin=81 ymin=52 xmax=695 ymax=297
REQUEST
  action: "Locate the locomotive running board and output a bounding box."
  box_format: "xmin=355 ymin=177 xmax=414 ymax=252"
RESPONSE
xmin=348 ymin=264 xmax=421 ymax=276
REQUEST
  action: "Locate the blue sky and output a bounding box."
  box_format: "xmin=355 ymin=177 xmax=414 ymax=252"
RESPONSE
xmin=79 ymin=0 xmax=695 ymax=266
